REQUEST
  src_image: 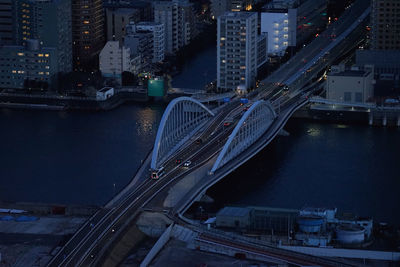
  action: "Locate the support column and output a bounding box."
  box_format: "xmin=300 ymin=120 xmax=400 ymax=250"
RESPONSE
xmin=382 ymin=115 xmax=387 ymax=127
xmin=368 ymin=113 xmax=373 ymax=126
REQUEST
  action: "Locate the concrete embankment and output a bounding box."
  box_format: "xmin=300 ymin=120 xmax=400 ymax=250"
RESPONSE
xmin=293 ymin=104 xmax=400 ymax=127
xmin=0 ymin=90 xmax=150 ymax=111
xmin=0 ymin=201 xmax=99 ymax=216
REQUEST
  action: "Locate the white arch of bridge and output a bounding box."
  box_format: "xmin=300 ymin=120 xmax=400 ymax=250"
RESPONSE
xmin=210 ymin=100 xmax=276 ymax=174
xmin=151 ymin=97 xmax=214 ymax=170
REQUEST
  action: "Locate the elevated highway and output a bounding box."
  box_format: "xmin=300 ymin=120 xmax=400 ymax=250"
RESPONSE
xmin=47 ymin=1 xmax=372 ymax=266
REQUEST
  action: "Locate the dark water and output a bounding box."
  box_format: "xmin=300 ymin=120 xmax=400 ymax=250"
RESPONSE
xmin=171 ymin=46 xmax=217 ymax=90
xmin=0 ymin=45 xmax=399 ymax=227
xmin=0 ymin=105 xmax=164 ymax=205
xmin=207 ymin=119 xmax=400 ymax=226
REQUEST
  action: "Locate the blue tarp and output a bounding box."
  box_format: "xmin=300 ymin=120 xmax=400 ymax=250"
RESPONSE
xmin=15 ymin=216 xmax=38 ymax=222
xmin=0 ymin=215 xmax=14 ymax=221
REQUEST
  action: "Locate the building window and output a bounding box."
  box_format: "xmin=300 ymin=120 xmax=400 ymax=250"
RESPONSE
xmin=344 ymin=92 xmax=351 ymax=102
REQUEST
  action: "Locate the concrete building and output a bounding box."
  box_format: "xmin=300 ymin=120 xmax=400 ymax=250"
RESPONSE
xmin=124 ymin=31 xmax=153 ymax=69
xmin=72 ymin=0 xmax=105 ymax=71
xmin=106 ymin=8 xmax=140 ymax=42
xmin=0 ymin=40 xmax=59 ymax=89
xmin=216 ymin=207 xmax=252 ymax=228
xmin=210 ymin=0 xmax=253 ymax=19
xmin=103 ymin=0 xmax=153 ymax=22
xmin=356 ymin=49 xmax=400 ymax=76
xmin=257 ymin=33 xmax=268 ymax=67
xmin=154 ymin=0 xmax=196 ymax=54
xmin=0 ymin=0 xmax=15 ymax=45
xmin=261 ymin=0 xmax=326 ymax=55
xmin=99 ymin=41 xmax=131 ymax=84
xmin=326 ymin=65 xmax=374 ymax=103
xmin=126 ymin=22 xmax=165 ymax=63
xmin=14 ymin=0 xmax=72 ymax=73
xmin=371 ymin=0 xmax=400 ymax=50
xmin=217 ymin=12 xmax=258 ymax=91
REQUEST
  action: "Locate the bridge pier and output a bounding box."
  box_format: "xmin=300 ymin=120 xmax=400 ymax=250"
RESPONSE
xmin=368 ymin=113 xmax=373 ymax=126
xmin=382 ymin=115 xmax=387 ymax=127
xmin=397 ymin=115 xmax=400 ymax=127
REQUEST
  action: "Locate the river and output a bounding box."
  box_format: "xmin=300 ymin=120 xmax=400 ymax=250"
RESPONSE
xmin=0 ymin=46 xmax=399 ymax=226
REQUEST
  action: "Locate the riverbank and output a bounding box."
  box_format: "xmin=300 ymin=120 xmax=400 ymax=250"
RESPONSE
xmin=293 ymin=104 xmax=400 ymax=127
xmin=0 ymin=88 xmax=151 ymax=111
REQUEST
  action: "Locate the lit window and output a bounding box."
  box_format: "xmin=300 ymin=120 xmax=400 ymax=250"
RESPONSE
xmin=220 ymin=37 xmax=225 ymax=41
xmin=44 ymin=54 xmax=49 ymax=57
xmin=17 ymin=53 xmax=24 ymax=56
xmin=12 ymin=70 xmax=17 ymax=73
xmin=83 ymin=20 xmax=90 ymax=24
xmin=45 ymin=72 xmax=49 ymax=75
xmin=83 ymin=31 xmax=89 ymax=34
xmin=38 ymin=71 xmax=44 ymax=75
xmin=38 ymin=54 xmax=43 ymax=57
xmin=45 ymin=66 xmax=50 ymax=69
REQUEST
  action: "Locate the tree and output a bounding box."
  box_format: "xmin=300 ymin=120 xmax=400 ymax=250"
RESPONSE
xmin=122 ymin=71 xmax=137 ymax=86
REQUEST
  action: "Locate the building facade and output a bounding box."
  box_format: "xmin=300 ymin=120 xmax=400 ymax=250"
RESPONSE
xmin=0 ymin=0 xmax=15 ymax=45
xmin=99 ymin=41 xmax=131 ymax=84
xmin=326 ymin=65 xmax=374 ymax=103
xmin=106 ymin=8 xmax=140 ymax=42
xmin=133 ymin=22 xmax=165 ymax=63
xmin=217 ymin=12 xmax=258 ymax=91
xmin=261 ymin=0 xmax=326 ymax=55
xmin=210 ymin=0 xmax=253 ymax=19
xmin=72 ymin=0 xmax=105 ymax=71
xmin=154 ymin=0 xmax=195 ymax=54
xmin=371 ymin=0 xmax=400 ymax=50
xmin=14 ymin=0 xmax=72 ymax=73
xmin=0 ymin=40 xmax=59 ymax=89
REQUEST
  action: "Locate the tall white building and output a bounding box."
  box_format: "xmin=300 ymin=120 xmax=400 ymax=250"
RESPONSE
xmin=99 ymin=41 xmax=131 ymax=84
xmin=154 ymin=0 xmax=195 ymax=54
xmin=261 ymin=9 xmax=296 ymax=55
xmin=261 ymin=0 xmax=327 ymax=56
xmin=217 ymin=12 xmax=258 ymax=91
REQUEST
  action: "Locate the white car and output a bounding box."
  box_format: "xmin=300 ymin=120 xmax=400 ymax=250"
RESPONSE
xmin=183 ymin=160 xmax=192 ymax=167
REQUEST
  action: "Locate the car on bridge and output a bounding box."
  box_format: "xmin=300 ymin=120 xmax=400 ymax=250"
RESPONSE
xmin=183 ymin=160 xmax=192 ymax=167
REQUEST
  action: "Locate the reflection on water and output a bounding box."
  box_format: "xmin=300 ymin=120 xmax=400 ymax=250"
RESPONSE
xmin=135 ymin=107 xmax=162 ymax=136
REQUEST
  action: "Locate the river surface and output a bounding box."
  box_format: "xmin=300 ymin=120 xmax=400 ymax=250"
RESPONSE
xmin=0 ymin=46 xmax=399 ymax=226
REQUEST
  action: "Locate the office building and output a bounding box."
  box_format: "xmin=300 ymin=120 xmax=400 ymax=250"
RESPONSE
xmin=371 ymin=0 xmax=400 ymax=50
xmin=210 ymin=0 xmax=253 ymax=19
xmin=72 ymin=0 xmax=104 ymax=71
xmin=103 ymin=0 xmax=153 ymax=21
xmin=14 ymin=0 xmax=72 ymax=73
xmin=217 ymin=12 xmax=258 ymax=91
xmin=106 ymin=8 xmax=140 ymax=42
xmin=261 ymin=0 xmax=326 ymax=55
xmin=154 ymin=0 xmax=196 ymax=54
xmin=0 ymin=40 xmax=60 ymax=89
xmin=0 ymin=0 xmax=14 ymax=45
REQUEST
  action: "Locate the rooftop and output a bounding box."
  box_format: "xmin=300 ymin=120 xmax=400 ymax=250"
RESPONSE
xmin=330 ymin=70 xmax=370 ymax=77
xmin=217 ymin=206 xmax=251 ymax=217
xmin=220 ymin=12 xmax=257 ymax=19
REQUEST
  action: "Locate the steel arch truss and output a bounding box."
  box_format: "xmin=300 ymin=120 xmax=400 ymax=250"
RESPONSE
xmin=151 ymin=97 xmax=215 ymax=169
xmin=210 ymin=100 xmax=276 ymax=173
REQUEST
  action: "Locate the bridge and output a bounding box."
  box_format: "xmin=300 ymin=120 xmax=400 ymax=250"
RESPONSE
xmin=47 ymin=1 xmax=374 ymax=266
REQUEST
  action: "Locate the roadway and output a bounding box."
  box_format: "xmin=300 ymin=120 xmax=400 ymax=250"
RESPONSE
xmin=47 ymin=1 xmax=370 ymax=265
